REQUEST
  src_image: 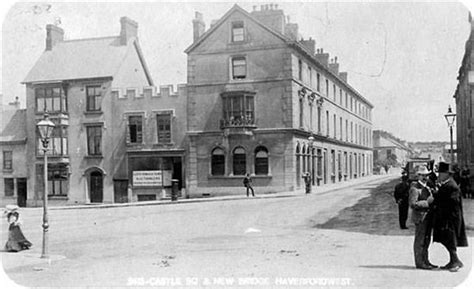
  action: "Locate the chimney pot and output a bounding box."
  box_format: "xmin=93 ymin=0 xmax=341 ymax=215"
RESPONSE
xmin=270 ymin=4 xmax=274 ymax=10
xmin=253 ymin=5 xmax=257 ymax=11
xmin=275 ymin=4 xmax=279 ymax=9
xmin=261 ymin=5 xmax=265 ymax=10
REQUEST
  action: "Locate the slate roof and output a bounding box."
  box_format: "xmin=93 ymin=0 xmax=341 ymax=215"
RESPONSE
xmin=23 ymin=35 xmax=153 ymax=85
xmin=0 ymin=109 xmax=27 ymax=144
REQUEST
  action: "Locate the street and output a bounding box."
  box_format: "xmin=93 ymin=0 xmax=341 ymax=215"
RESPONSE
xmin=1 ymin=176 xmax=473 ymax=288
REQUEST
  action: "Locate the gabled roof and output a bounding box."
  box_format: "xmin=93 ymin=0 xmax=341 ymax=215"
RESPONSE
xmin=0 ymin=109 xmax=27 ymax=144
xmin=23 ymin=36 xmax=153 ymax=85
xmin=185 ymin=4 xmax=288 ymax=54
xmin=184 ymin=4 xmax=374 ymax=108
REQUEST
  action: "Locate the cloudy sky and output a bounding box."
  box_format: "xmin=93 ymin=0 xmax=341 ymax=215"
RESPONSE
xmin=1 ymin=1 xmax=472 ymax=142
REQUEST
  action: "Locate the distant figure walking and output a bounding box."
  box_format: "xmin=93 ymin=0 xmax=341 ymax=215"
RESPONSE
xmin=394 ymin=174 xmax=410 ymax=229
xmin=4 ymin=205 xmax=32 ymax=252
xmin=243 ymin=173 xmax=255 ymax=197
xmin=302 ymin=172 xmax=312 ymax=194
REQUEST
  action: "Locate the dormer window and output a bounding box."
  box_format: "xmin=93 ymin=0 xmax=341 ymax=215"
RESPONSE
xmin=231 ymin=56 xmax=246 ymax=79
xmin=231 ymin=21 xmax=244 ymax=42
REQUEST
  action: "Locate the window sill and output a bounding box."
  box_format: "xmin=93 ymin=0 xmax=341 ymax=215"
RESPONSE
xmin=153 ymin=142 xmax=175 ymax=147
xmin=3 ymin=169 xmax=13 ymax=174
xmin=84 ymin=111 xmax=103 ymax=116
xmin=48 ymin=195 xmax=68 ymax=200
xmin=84 ymin=155 xmax=103 ymax=159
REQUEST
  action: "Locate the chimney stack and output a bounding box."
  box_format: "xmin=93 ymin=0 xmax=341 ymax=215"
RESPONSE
xmin=315 ymin=48 xmax=329 ymax=67
xmin=8 ymin=96 xmax=20 ymax=109
xmin=45 ymin=24 xmax=64 ymax=51
xmin=300 ymin=37 xmax=315 ymax=55
xmin=285 ymin=23 xmax=299 ymax=41
xmin=339 ymin=72 xmax=348 ymax=82
xmin=120 ymin=17 xmax=138 ymax=45
xmin=192 ymin=12 xmax=205 ymax=42
xmin=328 ymin=57 xmax=339 ymax=75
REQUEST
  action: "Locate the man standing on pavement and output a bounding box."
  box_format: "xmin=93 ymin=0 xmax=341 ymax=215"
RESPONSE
xmin=394 ymin=173 xmax=410 ymax=229
xmin=243 ymin=173 xmax=255 ymax=197
xmin=432 ymin=162 xmax=468 ymax=272
xmin=408 ymin=165 xmax=437 ymax=270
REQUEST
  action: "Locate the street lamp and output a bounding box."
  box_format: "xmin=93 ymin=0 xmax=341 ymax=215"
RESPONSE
xmin=444 ymin=105 xmax=456 ymax=163
xmin=37 ymin=113 xmax=55 ymax=259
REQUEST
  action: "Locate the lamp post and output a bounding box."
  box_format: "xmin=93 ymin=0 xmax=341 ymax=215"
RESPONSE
xmin=37 ymin=113 xmax=55 ymax=259
xmin=444 ymin=105 xmax=456 ymax=163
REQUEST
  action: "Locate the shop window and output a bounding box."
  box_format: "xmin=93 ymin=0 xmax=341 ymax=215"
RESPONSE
xmin=211 ymin=148 xmax=225 ymax=176
xmin=255 ymin=146 xmax=269 ymax=175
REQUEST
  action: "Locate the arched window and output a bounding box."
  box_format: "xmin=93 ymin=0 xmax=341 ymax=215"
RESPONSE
xmin=211 ymin=148 xmax=225 ymax=175
xmin=233 ymin=147 xmax=246 ymax=175
xmin=254 ymin=146 xmax=269 ymax=175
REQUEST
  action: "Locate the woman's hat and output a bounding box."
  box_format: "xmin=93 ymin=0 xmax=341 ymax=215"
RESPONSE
xmin=416 ymin=165 xmax=431 ymax=175
xmin=3 ymin=204 xmax=19 ymax=217
xmin=438 ymin=162 xmax=454 ymax=174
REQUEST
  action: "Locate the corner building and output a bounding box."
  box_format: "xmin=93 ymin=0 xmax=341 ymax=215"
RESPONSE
xmin=185 ymin=5 xmax=374 ymax=197
xmin=22 ymin=18 xmax=186 ymax=206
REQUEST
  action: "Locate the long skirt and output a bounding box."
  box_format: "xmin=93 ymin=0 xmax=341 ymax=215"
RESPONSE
xmin=5 ymin=224 xmax=32 ymax=252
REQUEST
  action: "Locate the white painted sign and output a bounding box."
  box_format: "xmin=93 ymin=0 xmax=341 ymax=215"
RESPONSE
xmin=133 ymin=170 xmax=162 ymax=187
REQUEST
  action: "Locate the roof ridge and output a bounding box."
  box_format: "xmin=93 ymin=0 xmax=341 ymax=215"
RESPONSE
xmin=62 ymin=35 xmax=119 ymax=43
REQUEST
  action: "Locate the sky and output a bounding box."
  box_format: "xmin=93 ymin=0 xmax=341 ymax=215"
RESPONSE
xmin=1 ymin=0 xmax=472 ymax=143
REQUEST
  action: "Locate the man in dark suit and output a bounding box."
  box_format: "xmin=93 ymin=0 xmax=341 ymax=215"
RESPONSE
xmin=394 ymin=174 xmax=410 ymax=229
xmin=432 ymin=162 xmax=468 ymax=272
xmin=408 ymin=165 xmax=437 ymax=269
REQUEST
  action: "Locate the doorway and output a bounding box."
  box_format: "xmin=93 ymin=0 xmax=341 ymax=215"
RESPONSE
xmin=17 ymin=178 xmax=27 ymax=207
xmin=90 ymin=171 xmax=103 ymax=203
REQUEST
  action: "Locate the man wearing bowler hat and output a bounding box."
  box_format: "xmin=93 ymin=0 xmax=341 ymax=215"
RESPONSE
xmin=408 ymin=165 xmax=437 ymax=269
xmin=432 ymin=162 xmax=468 ymax=272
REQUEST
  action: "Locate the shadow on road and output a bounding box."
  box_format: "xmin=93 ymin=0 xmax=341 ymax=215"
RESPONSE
xmin=359 ymin=265 xmax=415 ymax=271
xmin=314 ymin=179 xmax=474 ymax=236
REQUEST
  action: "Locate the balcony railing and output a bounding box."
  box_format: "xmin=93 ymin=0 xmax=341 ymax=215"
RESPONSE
xmin=220 ymin=116 xmax=256 ymax=129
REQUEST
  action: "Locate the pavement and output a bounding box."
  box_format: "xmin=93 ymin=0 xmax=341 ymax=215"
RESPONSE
xmin=43 ymin=173 xmax=399 ymax=211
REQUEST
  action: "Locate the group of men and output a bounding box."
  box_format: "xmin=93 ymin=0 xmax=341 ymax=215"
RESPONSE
xmin=394 ymin=162 xmax=468 ymax=272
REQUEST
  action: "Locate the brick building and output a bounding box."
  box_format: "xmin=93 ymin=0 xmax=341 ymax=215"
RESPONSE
xmin=185 ymin=4 xmax=374 ymax=197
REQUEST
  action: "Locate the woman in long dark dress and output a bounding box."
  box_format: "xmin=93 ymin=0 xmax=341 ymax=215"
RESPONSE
xmin=4 ymin=210 xmax=32 ymax=252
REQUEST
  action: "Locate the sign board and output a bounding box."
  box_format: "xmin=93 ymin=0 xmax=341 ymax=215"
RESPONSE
xmin=133 ymin=171 xmax=162 ymax=187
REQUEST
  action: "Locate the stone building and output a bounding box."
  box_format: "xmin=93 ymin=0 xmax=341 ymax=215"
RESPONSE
xmin=1 ymin=103 xmax=27 ymax=207
xmin=22 ymin=17 xmax=186 ymax=206
xmin=185 ymin=4 xmax=374 ymax=197
xmin=373 ymin=130 xmax=413 ymax=168
xmin=453 ymin=13 xmax=474 ymax=179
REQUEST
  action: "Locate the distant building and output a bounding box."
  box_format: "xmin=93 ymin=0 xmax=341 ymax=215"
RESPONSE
xmin=1 ymin=106 xmax=27 ymax=207
xmin=185 ymin=4 xmax=374 ymax=197
xmin=408 ymin=142 xmax=448 ymax=164
xmin=22 ymin=17 xmax=186 ymax=206
xmin=372 ymin=130 xmax=413 ymax=167
xmin=453 ymin=13 xmax=474 ymax=177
